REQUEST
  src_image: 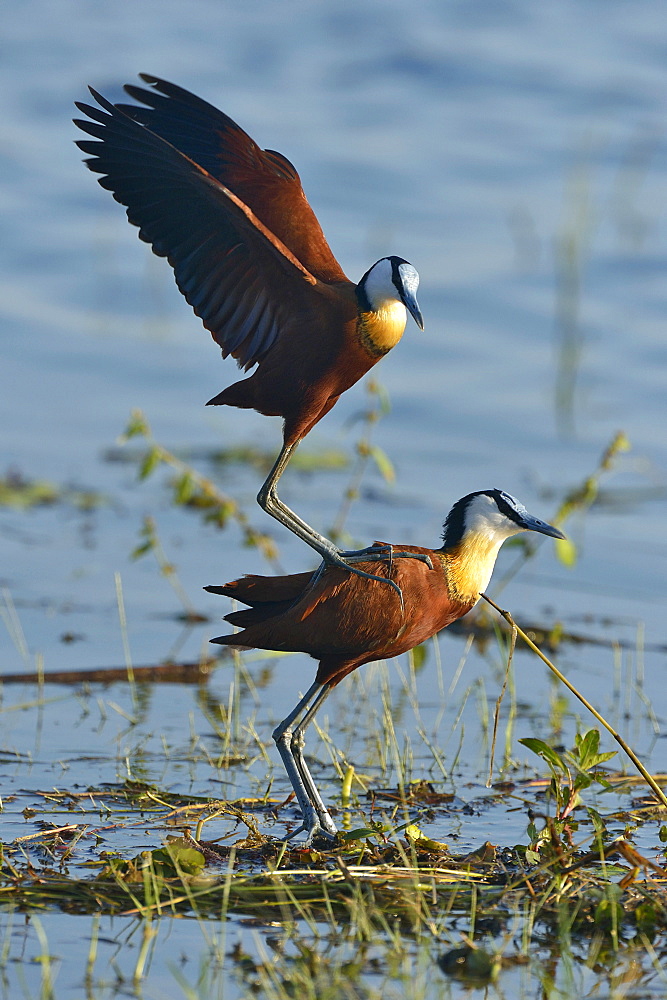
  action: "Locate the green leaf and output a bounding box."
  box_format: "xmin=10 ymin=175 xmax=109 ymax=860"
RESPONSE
xmin=519 ymin=738 xmax=566 ymax=773
xmin=554 ymin=536 xmax=577 ymax=567
xmin=131 ymin=539 xmax=154 ymax=560
xmin=339 ymin=827 xmax=383 ymax=843
xmin=586 ymin=807 xmax=607 ymax=835
xmin=406 ymin=828 xmax=450 ymax=852
xmin=573 ymin=772 xmax=592 ymax=793
xmin=368 ymin=445 xmax=395 ymax=483
xmin=573 ymin=729 xmax=617 ymax=771
xmin=174 ymin=472 xmax=195 ymax=504
xmin=151 ymin=842 xmax=205 ymax=876
xmin=122 ymin=409 xmax=149 ymax=440
xmin=575 ymin=728 xmax=600 ymax=762
xmin=139 ymin=446 xmax=161 ymax=480
xmin=409 ymin=644 xmax=427 ymax=670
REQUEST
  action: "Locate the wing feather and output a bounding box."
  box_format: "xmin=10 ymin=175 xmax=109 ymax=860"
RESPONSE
xmin=74 ymin=84 xmax=348 ymax=370
xmin=114 ymin=74 xmax=347 ymax=282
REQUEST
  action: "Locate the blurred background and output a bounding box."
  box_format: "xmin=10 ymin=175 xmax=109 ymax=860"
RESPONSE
xmin=3 ymin=5 xmax=667 ymax=993
xmin=1 ymin=0 xmax=665 ymax=698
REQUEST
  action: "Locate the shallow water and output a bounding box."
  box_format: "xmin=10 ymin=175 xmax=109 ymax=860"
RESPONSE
xmin=2 ymin=0 xmax=667 ymax=996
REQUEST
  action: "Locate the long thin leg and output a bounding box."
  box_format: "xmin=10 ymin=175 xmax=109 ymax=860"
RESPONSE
xmin=289 ymin=684 xmax=337 ymax=837
xmin=257 ymin=442 xmax=433 ymax=600
xmin=272 ymin=681 xmax=336 ymax=845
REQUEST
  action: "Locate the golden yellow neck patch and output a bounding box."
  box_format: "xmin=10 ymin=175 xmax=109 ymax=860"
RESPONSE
xmin=443 ymin=531 xmax=505 ymax=605
xmin=357 ymin=301 xmax=407 ymax=357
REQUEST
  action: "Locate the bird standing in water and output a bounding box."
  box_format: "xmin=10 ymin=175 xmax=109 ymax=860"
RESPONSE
xmin=207 ymin=489 xmax=565 ymax=844
xmin=74 ymin=75 xmax=425 ymax=587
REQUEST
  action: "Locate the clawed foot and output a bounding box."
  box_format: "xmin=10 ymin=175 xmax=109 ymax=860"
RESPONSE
xmin=341 ymin=544 xmax=433 ymax=571
xmin=310 ymin=544 xmax=434 ymax=609
xmin=283 ymin=825 xmax=338 ymax=849
xmin=281 ymin=810 xmax=338 ymax=848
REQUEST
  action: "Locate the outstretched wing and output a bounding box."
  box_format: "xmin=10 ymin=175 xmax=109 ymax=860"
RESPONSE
xmin=116 ymin=75 xmax=347 ymax=284
xmin=74 ymin=82 xmax=348 ymax=370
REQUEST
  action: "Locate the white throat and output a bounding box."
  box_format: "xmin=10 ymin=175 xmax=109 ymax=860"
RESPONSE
xmin=462 ymin=494 xmax=522 ymax=546
xmin=363 ymin=259 xmax=403 ymax=311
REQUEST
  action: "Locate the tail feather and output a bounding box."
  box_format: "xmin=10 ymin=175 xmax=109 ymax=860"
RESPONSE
xmin=206 ymin=571 xmax=317 ymax=629
xmin=205 ymin=572 xmax=314 ymax=607
xmin=206 ymin=380 xmax=255 ymax=408
xmin=224 ymin=604 xmax=285 ymax=627
xmin=210 ymin=632 xmax=253 ymax=649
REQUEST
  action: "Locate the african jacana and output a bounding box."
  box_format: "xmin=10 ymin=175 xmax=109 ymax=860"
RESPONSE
xmin=206 ymin=489 xmax=565 ymax=844
xmin=74 ymin=75 xmax=425 ymax=588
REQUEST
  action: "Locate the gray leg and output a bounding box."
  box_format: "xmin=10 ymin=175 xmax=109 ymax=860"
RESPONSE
xmin=272 ymin=680 xmax=337 ymax=845
xmin=289 ymin=684 xmax=337 ymax=837
xmin=258 ymin=443 xmax=432 ymax=601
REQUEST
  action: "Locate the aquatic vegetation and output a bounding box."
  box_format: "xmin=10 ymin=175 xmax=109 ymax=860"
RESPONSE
xmin=1 ymin=388 xmax=663 ymax=998
xmin=0 ymin=469 xmax=104 ymax=511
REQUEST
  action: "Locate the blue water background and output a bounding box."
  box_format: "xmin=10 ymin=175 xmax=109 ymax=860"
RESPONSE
xmin=1 ymin=1 xmax=667 ymax=994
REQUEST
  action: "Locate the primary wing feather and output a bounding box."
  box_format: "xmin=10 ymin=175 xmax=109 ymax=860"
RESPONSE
xmin=115 ymin=74 xmax=346 ymax=283
xmin=74 ymin=82 xmax=344 ymax=371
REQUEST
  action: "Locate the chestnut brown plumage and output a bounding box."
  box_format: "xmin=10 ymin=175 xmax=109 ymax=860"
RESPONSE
xmin=74 ymin=75 xmax=425 ymax=587
xmin=207 ymin=489 xmax=565 ymax=843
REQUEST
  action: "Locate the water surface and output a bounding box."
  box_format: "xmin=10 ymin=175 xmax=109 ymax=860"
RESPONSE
xmin=1 ymin=1 xmax=667 ymax=996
